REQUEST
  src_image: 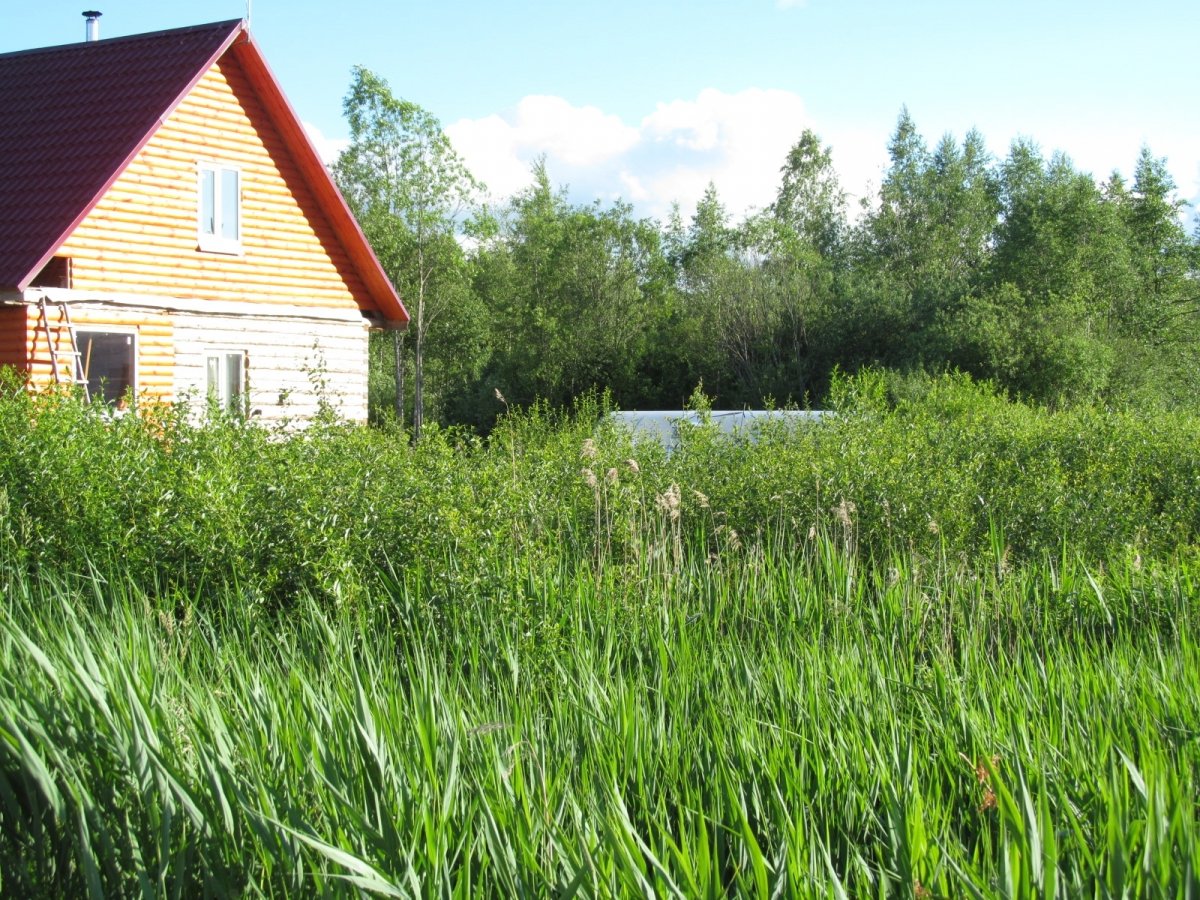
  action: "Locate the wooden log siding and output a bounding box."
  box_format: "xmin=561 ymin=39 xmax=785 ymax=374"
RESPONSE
xmin=171 ymin=312 xmax=369 ymax=424
xmin=11 ymin=303 xmax=173 ymax=400
xmin=56 ymin=53 xmax=375 ymax=314
xmin=0 ymin=306 xmax=28 ymax=374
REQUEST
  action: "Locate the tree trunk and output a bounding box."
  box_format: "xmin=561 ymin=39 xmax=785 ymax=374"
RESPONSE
xmin=413 ymin=276 xmax=425 ymax=441
xmin=413 ymin=328 xmax=424 ymax=441
xmin=393 ymin=329 xmax=406 ymax=427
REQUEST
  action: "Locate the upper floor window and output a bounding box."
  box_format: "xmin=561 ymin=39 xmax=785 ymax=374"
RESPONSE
xmin=197 ymin=162 xmax=241 ymax=254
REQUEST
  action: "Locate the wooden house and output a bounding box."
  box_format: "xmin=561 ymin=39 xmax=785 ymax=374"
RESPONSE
xmin=0 ymin=19 xmax=408 ymax=423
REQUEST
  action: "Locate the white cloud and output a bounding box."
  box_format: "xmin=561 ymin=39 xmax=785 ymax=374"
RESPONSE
xmin=443 ymin=113 xmax=533 ymax=200
xmin=636 ymin=88 xmax=813 ymax=218
xmin=511 ymin=95 xmax=641 ymax=166
xmin=617 ymin=171 xmax=650 ymax=203
xmin=776 ymin=0 xmax=808 ymax=8
xmin=445 ymin=87 xmax=861 ymax=223
xmin=445 ymin=96 xmax=639 ymax=201
xmin=328 ymin=90 xmax=1200 ymax=233
xmin=302 ymin=120 xmax=348 ymax=165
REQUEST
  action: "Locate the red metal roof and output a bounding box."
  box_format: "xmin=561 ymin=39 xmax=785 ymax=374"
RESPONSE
xmin=0 ymin=20 xmax=407 ymax=325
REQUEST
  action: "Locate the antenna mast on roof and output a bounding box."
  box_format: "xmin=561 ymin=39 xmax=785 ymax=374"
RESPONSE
xmin=246 ymin=0 xmax=252 ymax=26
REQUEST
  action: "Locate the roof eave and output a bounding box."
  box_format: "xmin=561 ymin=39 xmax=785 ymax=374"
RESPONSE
xmin=229 ymin=35 xmax=409 ymax=327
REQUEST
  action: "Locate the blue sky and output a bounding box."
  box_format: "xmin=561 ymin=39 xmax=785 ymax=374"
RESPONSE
xmin=5 ymin=1 xmax=1198 ymax=224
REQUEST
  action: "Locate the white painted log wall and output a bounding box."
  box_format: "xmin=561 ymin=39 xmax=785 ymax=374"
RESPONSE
xmin=171 ymin=312 xmax=370 ymax=424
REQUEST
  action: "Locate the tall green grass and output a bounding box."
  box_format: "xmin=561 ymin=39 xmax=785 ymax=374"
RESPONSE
xmin=2 ymin=543 xmax=1197 ymax=896
xmin=1 ymin=370 xmax=1199 ymax=895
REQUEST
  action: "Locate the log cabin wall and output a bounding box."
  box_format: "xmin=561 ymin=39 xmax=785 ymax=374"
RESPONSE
xmin=15 ymin=302 xmax=174 ymax=401
xmin=0 ymin=306 xmax=28 ymax=375
xmin=57 ymin=52 xmax=374 ymax=314
xmin=171 ymin=311 xmax=369 ymax=424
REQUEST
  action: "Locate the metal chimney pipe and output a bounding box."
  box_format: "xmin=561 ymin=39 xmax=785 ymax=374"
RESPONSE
xmin=82 ymin=10 xmax=102 ymax=42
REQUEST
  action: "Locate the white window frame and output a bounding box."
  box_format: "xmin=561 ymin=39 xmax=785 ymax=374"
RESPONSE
xmin=196 ymin=161 xmax=243 ymax=255
xmin=74 ymin=327 xmax=138 ymax=407
xmin=205 ymin=349 xmax=247 ymax=415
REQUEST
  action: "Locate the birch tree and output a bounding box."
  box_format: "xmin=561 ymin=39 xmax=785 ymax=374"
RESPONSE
xmin=334 ymin=66 xmax=480 ymax=437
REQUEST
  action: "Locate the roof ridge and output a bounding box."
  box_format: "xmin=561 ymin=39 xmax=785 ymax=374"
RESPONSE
xmin=0 ymin=19 xmax=244 ymax=61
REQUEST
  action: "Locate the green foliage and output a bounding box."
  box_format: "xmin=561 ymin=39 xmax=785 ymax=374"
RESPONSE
xmin=340 ymin=102 xmax=1199 ymax=426
xmin=334 ymin=66 xmax=484 ymax=435
xmin=467 ymin=162 xmax=669 ymax=421
xmin=862 ymin=113 xmax=999 ymax=326
xmin=9 ymin=89 xmax=1200 ymax=893
xmin=771 ymin=129 xmax=848 ymax=260
xmin=1 ymin=379 xmax=1200 ymax=893
xmin=4 ymin=370 xmax=1200 ymax=608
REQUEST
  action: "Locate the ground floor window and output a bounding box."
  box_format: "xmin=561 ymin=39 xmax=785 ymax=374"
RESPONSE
xmin=206 ymin=350 xmax=246 ymax=414
xmin=75 ymin=331 xmax=135 ymax=406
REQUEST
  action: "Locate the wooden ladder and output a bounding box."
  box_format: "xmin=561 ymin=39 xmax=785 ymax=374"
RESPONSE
xmin=36 ymin=297 xmax=90 ymax=401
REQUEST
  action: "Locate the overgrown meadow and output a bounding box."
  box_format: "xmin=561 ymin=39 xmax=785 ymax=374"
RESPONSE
xmin=1 ymin=371 xmax=1198 ymax=896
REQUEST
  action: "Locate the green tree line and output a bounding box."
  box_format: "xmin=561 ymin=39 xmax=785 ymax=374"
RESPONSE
xmin=335 ymin=70 xmax=1200 ymax=432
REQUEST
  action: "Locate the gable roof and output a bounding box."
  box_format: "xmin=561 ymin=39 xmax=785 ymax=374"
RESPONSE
xmin=0 ymin=20 xmax=407 ymax=325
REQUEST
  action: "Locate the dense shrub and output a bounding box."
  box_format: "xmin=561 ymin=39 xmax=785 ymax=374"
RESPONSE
xmin=2 ymin=369 xmax=1200 ymax=612
xmin=665 ymin=371 xmax=1200 ymax=562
